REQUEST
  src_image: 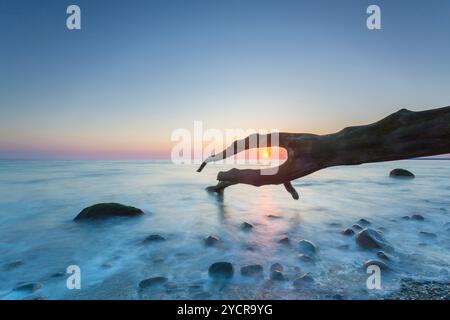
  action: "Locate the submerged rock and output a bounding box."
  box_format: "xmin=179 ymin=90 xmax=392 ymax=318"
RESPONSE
xmin=419 ymin=231 xmax=437 ymax=238
xmin=298 ymin=240 xmax=317 ymax=255
xmin=139 ymin=276 xmax=168 ymax=289
xmin=270 ymin=263 xmax=284 ymax=273
xmin=352 ymin=224 xmax=363 ymax=231
xmin=241 ymin=222 xmax=253 ymax=231
xmin=363 ymin=259 xmax=389 ymax=270
xmin=278 ymin=237 xmax=290 ymax=245
xmin=411 ymin=214 xmax=425 ymax=221
xmin=293 ymin=273 xmax=314 ymax=288
xmin=143 ymin=234 xmax=166 ymax=243
xmin=389 ymin=168 xmax=415 ymax=178
xmin=208 ymin=262 xmax=234 ymax=279
xmin=377 ymin=251 xmax=390 ymax=261
xmin=401 ymin=216 xmax=410 ymax=220
xmin=204 ymin=236 xmax=221 ymax=246
xmin=341 ymin=228 xmax=355 ymax=236
xmin=240 ymin=264 xmax=263 ymax=276
xmin=267 ymin=214 xmax=282 ymax=219
xmin=13 ymin=282 xmax=42 ymax=293
xmin=270 ymin=270 xmax=286 ymax=281
xmin=3 ymin=260 xmax=24 ymax=271
xmin=74 ymin=203 xmax=144 ymax=221
xmin=355 ymin=228 xmax=393 ymax=251
xmin=358 ymin=219 xmax=371 ymax=226
xmin=298 ymin=254 xmax=314 ymax=262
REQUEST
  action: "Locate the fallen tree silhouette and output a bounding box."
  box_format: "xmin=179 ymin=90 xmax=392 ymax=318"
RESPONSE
xmin=197 ymin=106 xmax=450 ymax=199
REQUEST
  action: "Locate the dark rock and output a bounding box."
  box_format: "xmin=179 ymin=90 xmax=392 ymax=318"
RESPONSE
xmin=377 ymin=251 xmax=390 ymax=261
xmin=270 ymin=263 xmax=284 ymax=273
xmin=352 ymin=224 xmax=363 ymax=231
xmin=74 ymin=203 xmax=144 ymax=221
xmin=411 ymin=214 xmax=425 ymax=221
xmin=293 ymin=273 xmax=314 ymax=288
xmin=298 ymin=240 xmax=317 ymax=254
xmin=204 ymin=236 xmax=220 ymax=246
xmin=139 ymin=277 xmax=168 ymax=289
xmin=241 ymin=222 xmax=253 ymax=231
xmin=355 ymin=228 xmax=393 ymax=251
xmin=298 ymin=254 xmax=314 ymax=262
xmin=389 ymin=168 xmax=415 ymax=178
xmin=401 ymin=216 xmax=410 ymax=220
xmin=240 ymin=264 xmax=263 ymax=276
xmin=208 ymin=262 xmax=234 ymax=279
xmin=270 ymin=270 xmax=286 ymax=281
xmin=267 ymin=214 xmax=282 ymax=219
xmin=3 ymin=260 xmax=24 ymax=271
xmin=341 ymin=228 xmax=355 ymax=236
xmin=50 ymin=272 xmax=65 ymax=278
xmin=13 ymin=282 xmax=42 ymax=293
xmin=143 ymin=234 xmax=166 ymax=243
xmin=419 ymin=231 xmax=437 ymax=238
xmin=358 ymin=219 xmax=371 ymax=226
xmin=363 ymin=259 xmax=389 ymax=270
xmin=278 ymin=237 xmax=290 ymax=245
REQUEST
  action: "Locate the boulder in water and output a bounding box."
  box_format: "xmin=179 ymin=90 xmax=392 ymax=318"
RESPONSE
xmin=389 ymin=168 xmax=415 ymax=178
xmin=74 ymin=203 xmax=144 ymax=221
xmin=341 ymin=228 xmax=355 ymax=236
xmin=298 ymin=240 xmax=317 ymax=254
xmin=411 ymin=214 xmax=425 ymax=221
xmin=355 ymin=228 xmax=393 ymax=251
xmin=208 ymin=262 xmax=234 ymax=279
xmin=241 ymin=222 xmax=253 ymax=231
xmin=204 ymin=236 xmax=221 ymax=246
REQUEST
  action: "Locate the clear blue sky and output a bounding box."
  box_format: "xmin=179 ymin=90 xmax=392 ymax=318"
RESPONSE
xmin=1 ymin=0 xmax=449 ymax=159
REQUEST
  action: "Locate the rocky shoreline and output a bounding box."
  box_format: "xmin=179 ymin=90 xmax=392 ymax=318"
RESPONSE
xmin=388 ymin=278 xmax=450 ymax=300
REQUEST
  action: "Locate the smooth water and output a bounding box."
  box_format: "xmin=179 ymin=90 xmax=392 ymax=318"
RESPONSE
xmin=0 ymin=160 xmax=449 ymax=300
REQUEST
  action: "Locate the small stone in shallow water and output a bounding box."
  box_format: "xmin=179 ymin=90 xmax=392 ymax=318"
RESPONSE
xmin=267 ymin=214 xmax=282 ymax=219
xmin=358 ymin=219 xmax=371 ymax=226
xmin=377 ymin=251 xmax=390 ymax=261
xmin=411 ymin=214 xmax=425 ymax=221
xmin=278 ymin=237 xmax=290 ymax=245
xmin=270 ymin=270 xmax=286 ymax=281
xmin=419 ymin=231 xmax=437 ymax=238
xmin=298 ymin=254 xmax=314 ymax=262
xmin=401 ymin=216 xmax=410 ymax=220
xmin=3 ymin=260 xmax=24 ymax=271
xmin=363 ymin=259 xmax=389 ymax=270
xmin=293 ymin=274 xmax=314 ymax=288
xmin=241 ymin=222 xmax=253 ymax=231
xmin=208 ymin=262 xmax=234 ymax=279
xmin=352 ymin=224 xmax=363 ymax=231
xmin=204 ymin=236 xmax=221 ymax=246
xmin=389 ymin=168 xmax=415 ymax=178
xmin=240 ymin=264 xmax=263 ymax=276
xmin=355 ymin=228 xmax=393 ymax=251
xmin=298 ymin=240 xmax=317 ymax=254
xmin=270 ymin=263 xmax=284 ymax=273
xmin=341 ymin=228 xmax=355 ymax=236
xmin=139 ymin=276 xmax=168 ymax=289
xmin=13 ymin=282 xmax=42 ymax=293
xmin=143 ymin=234 xmax=166 ymax=243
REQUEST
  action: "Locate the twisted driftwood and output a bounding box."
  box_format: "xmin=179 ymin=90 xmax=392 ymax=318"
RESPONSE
xmin=197 ymin=106 xmax=450 ymax=199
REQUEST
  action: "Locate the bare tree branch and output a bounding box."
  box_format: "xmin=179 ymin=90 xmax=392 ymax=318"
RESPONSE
xmin=198 ymin=106 xmax=450 ymax=198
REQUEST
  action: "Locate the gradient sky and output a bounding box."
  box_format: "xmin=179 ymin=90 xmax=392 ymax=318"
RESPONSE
xmin=1 ymin=0 xmax=449 ymax=159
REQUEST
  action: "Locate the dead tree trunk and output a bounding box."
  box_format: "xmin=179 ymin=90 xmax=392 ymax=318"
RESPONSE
xmin=197 ymin=106 xmax=450 ymax=199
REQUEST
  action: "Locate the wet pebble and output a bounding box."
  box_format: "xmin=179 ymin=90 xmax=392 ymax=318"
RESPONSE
xmin=355 ymin=228 xmax=393 ymax=251
xmin=293 ymin=273 xmax=314 ymax=288
xmin=270 ymin=270 xmax=286 ymax=281
xmin=143 ymin=234 xmax=166 ymax=244
xmin=204 ymin=236 xmax=221 ymax=247
xmin=411 ymin=214 xmax=425 ymax=221
xmin=363 ymin=259 xmax=389 ymax=270
xmin=278 ymin=237 xmax=290 ymax=245
xmin=270 ymin=263 xmax=283 ymax=273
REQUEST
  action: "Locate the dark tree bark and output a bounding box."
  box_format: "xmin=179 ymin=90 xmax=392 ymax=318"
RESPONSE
xmin=197 ymin=106 xmax=450 ymax=199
